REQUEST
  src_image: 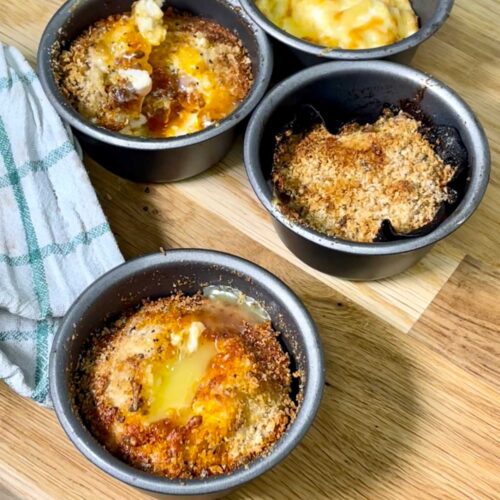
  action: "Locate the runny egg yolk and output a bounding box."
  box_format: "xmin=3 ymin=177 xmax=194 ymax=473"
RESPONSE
xmin=144 ymin=339 xmax=217 ymax=424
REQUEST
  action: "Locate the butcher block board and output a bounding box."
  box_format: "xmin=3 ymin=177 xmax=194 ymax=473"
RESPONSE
xmin=0 ymin=0 xmax=499 ymax=498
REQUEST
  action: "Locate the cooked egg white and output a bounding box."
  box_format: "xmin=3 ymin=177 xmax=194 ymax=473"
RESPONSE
xmin=256 ymin=0 xmax=419 ymax=49
xmin=117 ymin=68 xmax=152 ymax=96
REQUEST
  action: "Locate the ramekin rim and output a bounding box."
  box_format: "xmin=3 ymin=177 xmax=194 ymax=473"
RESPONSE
xmin=243 ymin=60 xmax=490 ymax=257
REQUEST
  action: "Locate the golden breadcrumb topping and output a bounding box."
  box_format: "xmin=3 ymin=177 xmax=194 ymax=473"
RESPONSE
xmin=75 ymin=293 xmax=296 ymax=479
xmin=272 ymin=110 xmax=457 ymax=243
xmin=54 ymin=1 xmax=253 ymax=137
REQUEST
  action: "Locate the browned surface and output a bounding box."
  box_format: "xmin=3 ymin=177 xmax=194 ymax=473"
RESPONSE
xmin=77 ymin=294 xmax=294 ymax=479
xmin=0 ymin=0 xmax=499 ymax=498
xmin=56 ymin=7 xmax=252 ymax=135
xmin=272 ymin=110 xmax=457 ymax=242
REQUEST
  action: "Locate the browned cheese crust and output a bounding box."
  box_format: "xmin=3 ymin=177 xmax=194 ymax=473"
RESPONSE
xmin=54 ymin=8 xmax=253 ymax=136
xmin=272 ymin=110 xmax=457 ymax=242
xmin=75 ymin=293 xmax=296 ymax=479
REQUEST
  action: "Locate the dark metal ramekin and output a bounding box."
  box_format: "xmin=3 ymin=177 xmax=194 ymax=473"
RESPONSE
xmin=244 ymin=61 xmax=490 ymax=281
xmin=50 ymin=250 xmax=324 ymax=499
xmin=37 ymin=0 xmax=273 ymax=183
xmin=239 ymin=0 xmax=454 ymax=67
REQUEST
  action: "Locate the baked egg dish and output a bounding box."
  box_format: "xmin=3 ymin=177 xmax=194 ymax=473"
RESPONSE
xmin=54 ymin=0 xmax=253 ymax=138
xmin=75 ymin=288 xmax=297 ymax=479
xmin=272 ymin=108 xmax=459 ymax=243
xmin=255 ymin=0 xmax=419 ymax=50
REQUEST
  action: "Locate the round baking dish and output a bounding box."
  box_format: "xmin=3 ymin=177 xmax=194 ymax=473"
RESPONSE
xmin=50 ymin=250 xmax=324 ymax=499
xmin=239 ymin=0 xmax=454 ymax=68
xmin=37 ymin=0 xmax=273 ymax=183
xmin=244 ymin=61 xmax=490 ymax=281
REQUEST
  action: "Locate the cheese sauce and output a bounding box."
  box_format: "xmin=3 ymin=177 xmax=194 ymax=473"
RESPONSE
xmin=256 ymin=0 xmax=419 ymax=49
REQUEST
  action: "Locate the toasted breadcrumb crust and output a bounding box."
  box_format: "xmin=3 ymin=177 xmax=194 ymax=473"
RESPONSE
xmin=75 ymin=293 xmax=296 ymax=479
xmin=54 ymin=8 xmax=253 ymax=137
xmin=272 ymin=110 xmax=457 ymax=243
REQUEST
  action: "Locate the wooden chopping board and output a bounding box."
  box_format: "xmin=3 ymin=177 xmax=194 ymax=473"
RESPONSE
xmin=0 ymin=0 xmax=499 ymax=498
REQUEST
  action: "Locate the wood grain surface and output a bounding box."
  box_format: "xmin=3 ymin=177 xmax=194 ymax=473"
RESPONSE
xmin=0 ymin=0 xmax=499 ymax=499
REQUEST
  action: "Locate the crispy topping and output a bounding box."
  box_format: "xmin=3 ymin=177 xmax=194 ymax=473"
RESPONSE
xmin=272 ymin=110 xmax=457 ymax=243
xmin=54 ymin=4 xmax=253 ymax=137
xmin=75 ymin=293 xmax=296 ymax=479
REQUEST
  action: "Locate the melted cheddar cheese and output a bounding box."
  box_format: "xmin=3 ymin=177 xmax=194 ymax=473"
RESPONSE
xmin=256 ymin=0 xmax=419 ymax=49
xmin=76 ymin=293 xmax=296 ymax=479
xmin=56 ymin=0 xmax=253 ymax=137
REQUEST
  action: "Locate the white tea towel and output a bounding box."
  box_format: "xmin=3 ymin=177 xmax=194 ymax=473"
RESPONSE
xmin=0 ymin=44 xmax=124 ymax=406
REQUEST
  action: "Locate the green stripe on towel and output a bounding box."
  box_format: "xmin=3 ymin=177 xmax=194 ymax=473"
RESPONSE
xmin=0 ymin=141 xmax=74 ymax=189
xmin=0 ymin=116 xmax=52 ymax=402
xmin=32 ymin=320 xmax=51 ymax=403
xmin=0 ymin=223 xmax=113 ymax=267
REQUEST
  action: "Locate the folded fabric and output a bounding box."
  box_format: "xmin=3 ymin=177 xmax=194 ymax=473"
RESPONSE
xmin=0 ymin=43 xmax=124 ymax=406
